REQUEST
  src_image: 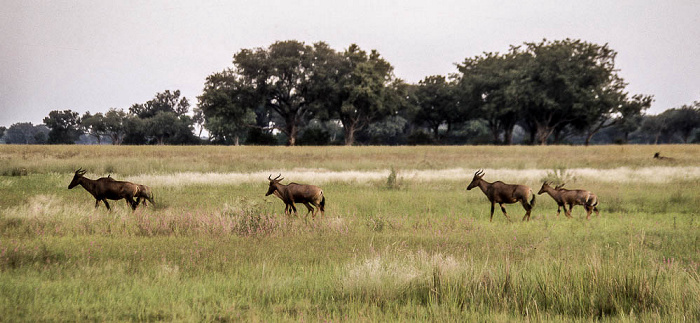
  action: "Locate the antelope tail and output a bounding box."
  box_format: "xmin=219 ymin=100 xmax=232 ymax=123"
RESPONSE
xmin=529 ymin=189 xmax=536 ymax=207
xmin=319 ymin=192 xmax=325 ymax=212
xmin=586 ymin=194 xmax=598 ymax=207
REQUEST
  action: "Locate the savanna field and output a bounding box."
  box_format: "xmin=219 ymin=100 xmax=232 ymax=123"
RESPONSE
xmin=0 ymin=145 xmax=698 ymax=321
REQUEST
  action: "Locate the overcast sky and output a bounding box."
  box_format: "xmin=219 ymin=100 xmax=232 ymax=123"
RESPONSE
xmin=1 ymin=0 xmax=699 ymax=127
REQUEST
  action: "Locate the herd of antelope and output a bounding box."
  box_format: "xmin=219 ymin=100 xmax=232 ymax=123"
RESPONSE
xmin=68 ymin=168 xmax=599 ymax=221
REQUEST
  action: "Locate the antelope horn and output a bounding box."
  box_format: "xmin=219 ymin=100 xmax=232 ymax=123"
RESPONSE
xmin=268 ymin=174 xmax=272 ymax=180
xmin=274 ymin=174 xmax=282 ymax=180
xmin=476 ymin=169 xmax=484 ymax=177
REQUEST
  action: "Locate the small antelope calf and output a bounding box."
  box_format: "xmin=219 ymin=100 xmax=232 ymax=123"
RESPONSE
xmin=537 ymin=182 xmax=599 ymax=219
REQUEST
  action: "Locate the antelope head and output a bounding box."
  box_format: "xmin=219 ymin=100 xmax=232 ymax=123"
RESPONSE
xmin=467 ymin=169 xmax=485 ymax=190
xmin=68 ymin=168 xmax=87 ymax=189
xmin=265 ymin=174 xmax=284 ymax=196
xmin=538 ymin=181 xmax=552 ymax=195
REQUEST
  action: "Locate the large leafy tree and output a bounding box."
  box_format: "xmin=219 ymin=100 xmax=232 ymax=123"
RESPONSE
xmin=81 ymin=111 xmax=107 ymax=144
xmin=129 ymin=90 xmax=189 ymax=118
xmin=641 ymin=113 xmax=672 ymax=144
xmin=127 ymin=90 xmax=197 ymax=144
xmin=665 ymin=101 xmax=700 ymax=143
xmin=412 ymin=75 xmax=462 ymax=143
xmin=457 ymin=50 xmax=522 ymax=145
xmin=43 ymin=110 xmax=82 ymax=144
xmin=4 ymin=122 xmax=48 ymax=144
xmin=333 ymin=44 xmax=395 ymax=145
xmin=518 ymin=39 xmax=621 ymax=145
xmin=198 ymin=70 xmax=257 ymax=145
xmin=230 ymin=40 xmax=322 ymax=146
xmin=103 ymin=108 xmax=128 ymax=145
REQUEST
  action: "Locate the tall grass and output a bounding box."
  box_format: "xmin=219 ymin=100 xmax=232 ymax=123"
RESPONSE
xmin=0 ymin=145 xmax=698 ymax=321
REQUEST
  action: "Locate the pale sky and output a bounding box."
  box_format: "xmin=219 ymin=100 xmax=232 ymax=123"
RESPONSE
xmin=1 ymin=0 xmax=699 ymax=127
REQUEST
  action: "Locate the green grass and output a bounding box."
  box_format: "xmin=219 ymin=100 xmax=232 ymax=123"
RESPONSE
xmin=1 ymin=145 xmax=699 ymax=321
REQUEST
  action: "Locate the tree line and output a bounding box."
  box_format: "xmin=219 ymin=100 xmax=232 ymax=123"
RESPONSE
xmin=2 ymin=39 xmax=699 ymax=145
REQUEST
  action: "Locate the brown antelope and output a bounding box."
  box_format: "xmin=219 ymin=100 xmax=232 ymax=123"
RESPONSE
xmin=106 ymin=175 xmax=155 ymax=208
xmin=466 ymin=169 xmax=536 ymax=222
xmin=537 ymin=182 xmax=599 ymax=219
xmin=68 ymin=168 xmax=139 ymax=210
xmin=135 ymin=184 xmax=155 ymax=207
xmin=265 ymin=174 xmax=325 ymax=218
xmin=272 ymin=190 xmax=313 ymax=215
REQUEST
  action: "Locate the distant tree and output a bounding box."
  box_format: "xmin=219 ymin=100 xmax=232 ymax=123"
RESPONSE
xmin=192 ymin=107 xmax=205 ymax=139
xmin=666 ymin=101 xmax=700 ymax=143
xmin=127 ymin=90 xmax=197 ymax=144
xmin=103 ymin=108 xmax=128 ymax=145
xmin=412 ymin=75 xmax=462 ymax=142
xmin=81 ymin=112 xmax=107 ymax=144
xmin=198 ymin=70 xmax=257 ymax=145
xmin=457 ymin=50 xmax=522 ymax=145
xmin=640 ymin=113 xmax=671 ymax=144
xmin=4 ymin=122 xmax=48 ymax=144
xmin=43 ymin=110 xmax=82 ymax=144
xmin=122 ymin=115 xmax=148 ymax=145
xmin=129 ymin=90 xmax=190 ymax=118
xmin=333 ymin=44 xmax=396 ymax=145
xmin=0 ymin=126 xmax=6 ymax=141
xmin=518 ymin=39 xmax=622 ymax=145
xmin=614 ymin=94 xmax=653 ymax=143
xmin=228 ymin=40 xmax=323 ymax=146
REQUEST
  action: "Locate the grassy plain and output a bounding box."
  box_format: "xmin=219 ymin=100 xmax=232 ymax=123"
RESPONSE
xmin=0 ymin=145 xmax=698 ymax=321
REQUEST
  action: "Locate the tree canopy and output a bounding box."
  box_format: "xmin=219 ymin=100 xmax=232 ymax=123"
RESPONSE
xmin=4 ymin=39 xmax=698 ymax=146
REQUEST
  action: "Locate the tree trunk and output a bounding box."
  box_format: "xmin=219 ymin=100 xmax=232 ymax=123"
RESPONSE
xmin=503 ymin=128 xmax=513 ymax=145
xmin=536 ymin=125 xmax=553 ymax=145
xmin=285 ymin=120 xmax=297 ymax=146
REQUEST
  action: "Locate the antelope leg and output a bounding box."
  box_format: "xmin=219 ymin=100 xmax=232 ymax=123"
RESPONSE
xmin=499 ymin=203 xmax=511 ymax=221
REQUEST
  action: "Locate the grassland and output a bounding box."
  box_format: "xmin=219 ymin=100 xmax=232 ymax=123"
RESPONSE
xmin=0 ymin=145 xmax=698 ymax=321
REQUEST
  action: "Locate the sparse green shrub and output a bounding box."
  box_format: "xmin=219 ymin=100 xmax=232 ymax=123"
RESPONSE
xmin=541 ymin=166 xmax=577 ymax=186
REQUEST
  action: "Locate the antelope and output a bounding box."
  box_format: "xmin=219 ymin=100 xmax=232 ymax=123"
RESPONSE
xmin=134 ymin=184 xmax=155 ymax=207
xmin=68 ymin=168 xmax=139 ymax=211
xmin=265 ymin=174 xmax=325 ymax=218
xmin=466 ymin=169 xmax=536 ymax=222
xmin=653 ymin=152 xmax=675 ymax=161
xmin=537 ymin=182 xmax=599 ymax=219
xmin=106 ymin=175 xmax=155 ymax=208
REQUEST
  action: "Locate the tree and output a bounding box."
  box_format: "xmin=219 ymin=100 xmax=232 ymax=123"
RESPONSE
xmin=230 ymin=40 xmax=321 ymax=146
xmin=518 ymin=39 xmax=621 ymax=145
xmin=43 ymin=110 xmax=82 ymax=144
xmin=614 ymin=94 xmax=653 ymax=143
xmin=81 ymin=112 xmax=107 ymax=144
xmin=103 ymin=108 xmax=128 ymax=145
xmin=333 ymin=44 xmax=396 ymax=145
xmin=665 ymin=101 xmax=700 ymax=143
xmin=641 ymin=113 xmax=671 ymax=144
xmin=457 ymin=50 xmax=521 ymax=145
xmin=4 ymin=123 xmax=48 ymax=144
xmin=412 ymin=75 xmax=462 ymax=143
xmin=0 ymin=126 xmax=6 ymax=140
xmin=198 ymin=70 xmax=257 ymax=145
xmin=127 ymin=90 xmax=197 ymax=144
xmin=122 ymin=115 xmax=148 ymax=145
xmin=129 ymin=90 xmax=190 ymax=118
